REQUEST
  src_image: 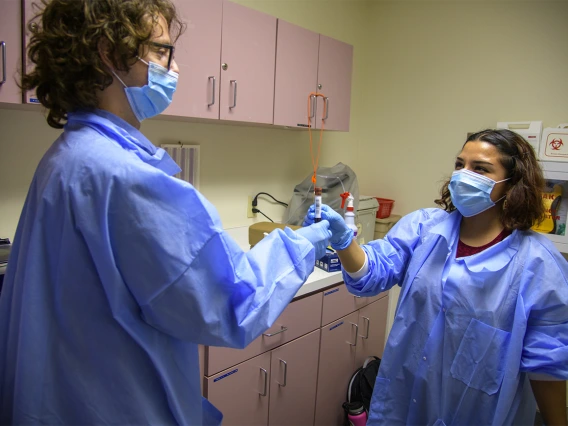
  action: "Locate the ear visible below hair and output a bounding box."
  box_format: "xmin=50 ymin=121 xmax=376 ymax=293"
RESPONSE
xmin=97 ymin=38 xmax=114 ymax=70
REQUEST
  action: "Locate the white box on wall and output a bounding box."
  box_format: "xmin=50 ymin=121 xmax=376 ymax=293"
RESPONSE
xmin=496 ymin=121 xmax=542 ymax=155
xmin=539 ymin=124 xmax=568 ymax=163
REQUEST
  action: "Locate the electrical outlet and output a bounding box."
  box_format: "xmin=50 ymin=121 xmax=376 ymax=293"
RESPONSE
xmin=247 ymin=195 xmax=256 ymax=218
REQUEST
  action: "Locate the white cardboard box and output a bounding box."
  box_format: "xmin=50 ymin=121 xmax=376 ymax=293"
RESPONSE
xmin=496 ymin=121 xmax=542 ymax=155
xmin=539 ymin=124 xmax=568 ymax=163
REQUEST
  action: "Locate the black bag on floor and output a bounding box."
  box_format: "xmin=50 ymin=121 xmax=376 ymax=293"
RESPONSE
xmin=343 ymin=355 xmax=381 ymax=423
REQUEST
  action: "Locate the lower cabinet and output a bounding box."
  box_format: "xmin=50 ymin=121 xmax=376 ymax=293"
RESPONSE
xmin=315 ymin=297 xmax=389 ymax=426
xmin=314 ymin=312 xmax=358 ymax=426
xmin=206 ymin=330 xmax=321 ymax=426
xmin=203 ymin=285 xmax=390 ymax=426
xmin=355 ymin=297 xmax=389 ymax=367
xmin=268 ymin=330 xmax=321 ymax=426
xmin=206 ymin=351 xmax=271 ymax=426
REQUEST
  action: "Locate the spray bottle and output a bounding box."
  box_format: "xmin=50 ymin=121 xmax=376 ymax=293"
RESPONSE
xmin=344 ymin=194 xmax=358 ymax=239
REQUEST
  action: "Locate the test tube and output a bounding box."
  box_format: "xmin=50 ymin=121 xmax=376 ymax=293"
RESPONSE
xmin=314 ymin=187 xmax=322 ymax=223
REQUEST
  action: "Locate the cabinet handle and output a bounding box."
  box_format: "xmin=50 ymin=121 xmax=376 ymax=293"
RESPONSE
xmin=1 ymin=42 xmax=6 ymax=85
xmin=310 ymin=95 xmax=316 ymax=118
xmin=263 ymin=325 xmax=287 ymax=337
xmin=347 ymin=322 xmax=358 ymax=346
xmin=208 ymin=76 xmax=216 ymax=106
xmin=229 ymin=79 xmax=237 ymax=109
xmin=259 ymin=367 xmax=268 ymax=396
xmin=360 ymin=316 xmax=370 ymax=339
xmin=323 ymin=97 xmax=330 ymax=120
xmin=276 ymin=359 xmax=287 ymax=387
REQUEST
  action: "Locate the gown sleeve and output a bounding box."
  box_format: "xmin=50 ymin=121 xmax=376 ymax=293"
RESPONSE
xmin=94 ymin=162 xmax=316 ymax=348
xmin=343 ymin=209 xmax=444 ymax=297
xmin=520 ymin=238 xmax=568 ymax=380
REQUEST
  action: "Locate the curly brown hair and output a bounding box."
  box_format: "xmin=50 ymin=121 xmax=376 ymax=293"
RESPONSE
xmin=435 ymin=129 xmax=545 ymax=231
xmin=21 ymin=0 xmax=184 ymax=129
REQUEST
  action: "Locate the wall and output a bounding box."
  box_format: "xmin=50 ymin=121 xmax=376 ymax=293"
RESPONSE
xmin=359 ymin=0 xmax=568 ymax=341
xmin=0 ymin=0 xmax=371 ymax=241
xmin=358 ymin=0 xmax=568 ymax=215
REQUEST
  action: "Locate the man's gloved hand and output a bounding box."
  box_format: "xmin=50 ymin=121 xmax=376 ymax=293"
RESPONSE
xmin=303 ymin=204 xmax=353 ymax=251
xmin=295 ymin=220 xmax=332 ymax=260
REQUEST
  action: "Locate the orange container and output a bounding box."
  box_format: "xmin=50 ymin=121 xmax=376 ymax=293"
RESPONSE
xmin=375 ymin=198 xmax=394 ymax=219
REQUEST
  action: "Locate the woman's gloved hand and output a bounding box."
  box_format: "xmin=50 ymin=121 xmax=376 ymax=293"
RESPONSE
xmin=295 ymin=220 xmax=332 ymax=260
xmin=303 ymin=204 xmax=353 ymax=251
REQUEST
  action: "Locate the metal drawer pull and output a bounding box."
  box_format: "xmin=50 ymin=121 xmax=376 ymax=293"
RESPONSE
xmin=276 ymin=359 xmax=287 ymax=387
xmin=263 ymin=325 xmax=287 ymax=337
xmin=323 ymin=97 xmax=330 ymax=120
xmin=360 ymin=316 xmax=370 ymax=339
xmin=259 ymin=367 xmax=268 ymax=396
xmin=347 ymin=322 xmax=358 ymax=346
xmin=310 ymin=95 xmax=315 ymax=118
xmin=208 ymin=76 xmax=215 ymax=106
xmin=1 ymin=42 xmax=6 ymax=85
xmin=229 ymin=79 xmax=237 ymax=108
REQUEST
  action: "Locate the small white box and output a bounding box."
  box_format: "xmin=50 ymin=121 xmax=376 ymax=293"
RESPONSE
xmin=539 ymin=124 xmax=568 ymax=163
xmin=496 ymin=121 xmax=542 ymax=155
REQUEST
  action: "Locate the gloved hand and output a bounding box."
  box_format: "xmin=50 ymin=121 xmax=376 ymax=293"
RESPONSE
xmin=295 ymin=220 xmax=332 ymax=260
xmin=303 ymin=204 xmax=353 ymax=251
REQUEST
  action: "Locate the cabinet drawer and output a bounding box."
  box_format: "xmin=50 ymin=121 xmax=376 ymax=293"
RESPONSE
xmin=206 ymin=292 xmax=323 ymax=376
xmin=322 ymin=284 xmax=388 ymax=326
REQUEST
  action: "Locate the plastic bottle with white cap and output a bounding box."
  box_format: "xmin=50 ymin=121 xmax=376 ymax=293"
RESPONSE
xmin=344 ymin=194 xmax=358 ymax=238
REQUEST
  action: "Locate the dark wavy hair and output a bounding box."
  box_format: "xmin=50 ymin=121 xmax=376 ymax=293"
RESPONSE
xmin=21 ymin=0 xmax=184 ymax=129
xmin=435 ymin=129 xmax=545 ymax=231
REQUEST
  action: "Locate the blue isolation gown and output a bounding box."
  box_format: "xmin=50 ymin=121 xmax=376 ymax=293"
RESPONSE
xmin=344 ymin=208 xmax=568 ymax=426
xmin=0 ymin=110 xmax=319 ymax=425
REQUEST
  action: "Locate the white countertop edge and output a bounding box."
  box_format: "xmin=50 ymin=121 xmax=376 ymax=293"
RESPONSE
xmin=294 ymin=269 xmax=343 ymax=298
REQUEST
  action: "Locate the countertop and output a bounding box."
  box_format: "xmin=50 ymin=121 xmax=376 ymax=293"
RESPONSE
xmin=224 ymin=226 xmax=344 ymax=298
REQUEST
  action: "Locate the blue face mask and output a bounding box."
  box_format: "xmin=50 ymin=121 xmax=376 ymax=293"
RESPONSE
xmin=113 ymin=58 xmax=178 ymax=122
xmin=449 ymin=169 xmax=510 ymax=217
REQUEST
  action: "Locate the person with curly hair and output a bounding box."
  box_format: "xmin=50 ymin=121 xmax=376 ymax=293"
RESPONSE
xmin=305 ymin=129 xmax=568 ymax=425
xmin=0 ymin=0 xmax=332 ymax=424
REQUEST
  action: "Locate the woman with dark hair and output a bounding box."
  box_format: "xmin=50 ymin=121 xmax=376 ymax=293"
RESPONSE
xmin=0 ymin=1 xmax=331 ymax=424
xmin=305 ymin=129 xmax=568 ymax=425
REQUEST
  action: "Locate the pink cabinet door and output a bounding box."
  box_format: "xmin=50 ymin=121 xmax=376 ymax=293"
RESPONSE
xmin=273 ymin=20 xmax=319 ymax=129
xmin=268 ymin=330 xmax=321 ymax=426
xmin=315 ymin=35 xmax=353 ymax=132
xmin=355 ymin=296 xmax=389 ymax=368
xmin=205 ymin=351 xmax=271 ymax=426
xmin=22 ymin=0 xmax=39 ymax=104
xmin=314 ymin=312 xmax=358 ymax=426
xmin=220 ymin=1 xmax=276 ymax=124
xmin=166 ymin=0 xmax=222 ymax=119
xmin=0 ymin=0 xmax=22 ymax=104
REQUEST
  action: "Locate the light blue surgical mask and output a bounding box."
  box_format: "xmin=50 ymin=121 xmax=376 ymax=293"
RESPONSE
xmin=449 ymin=169 xmax=510 ymax=217
xmin=112 ymin=58 xmax=178 ymax=122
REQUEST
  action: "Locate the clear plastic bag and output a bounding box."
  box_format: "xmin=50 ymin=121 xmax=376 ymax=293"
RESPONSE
xmin=283 ymin=163 xmax=359 ymax=226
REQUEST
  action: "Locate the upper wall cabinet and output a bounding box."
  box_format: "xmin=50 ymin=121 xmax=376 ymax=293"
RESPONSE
xmin=12 ymin=0 xmax=353 ymax=132
xmin=167 ymin=0 xmax=222 ymax=120
xmin=273 ymin=20 xmax=320 ymax=129
xmin=0 ymin=0 xmax=22 ymax=104
xmin=219 ymin=1 xmax=277 ymax=125
xmin=315 ymin=35 xmax=353 ymax=132
xmin=23 ymin=0 xmax=38 ymax=104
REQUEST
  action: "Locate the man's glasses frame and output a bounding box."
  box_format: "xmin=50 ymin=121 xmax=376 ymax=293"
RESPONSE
xmin=149 ymin=41 xmax=175 ymax=71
